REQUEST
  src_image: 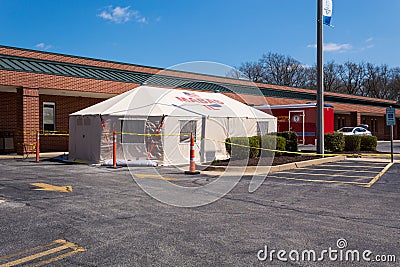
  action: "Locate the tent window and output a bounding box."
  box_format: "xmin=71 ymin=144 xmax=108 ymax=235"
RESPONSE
xmin=84 ymin=117 xmax=91 ymax=126
xmin=180 ymin=120 xmax=197 ymax=143
xmin=121 ymin=120 xmax=145 ymax=144
xmin=257 ymin=121 xmax=269 ymax=135
xmin=43 ymin=102 xmax=55 ymax=131
xmin=77 ymin=117 xmax=83 ymax=126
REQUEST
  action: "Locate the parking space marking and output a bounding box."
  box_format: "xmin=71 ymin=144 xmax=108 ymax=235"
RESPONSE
xmin=267 ymin=175 xmax=369 ymax=186
xmin=31 ymin=183 xmax=72 ymax=193
xmin=317 ymin=164 xmax=385 ymax=169
xmin=365 ymin=163 xmax=394 ymax=188
xmin=275 ymin=171 xmax=372 ymax=179
xmin=134 ymin=174 xmax=176 ymax=181
xmin=0 ymin=239 xmax=85 ymax=267
xmin=296 ymin=168 xmax=379 ymax=174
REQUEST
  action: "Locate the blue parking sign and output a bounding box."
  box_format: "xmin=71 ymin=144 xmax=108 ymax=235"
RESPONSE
xmin=386 ymin=107 xmax=396 ymax=126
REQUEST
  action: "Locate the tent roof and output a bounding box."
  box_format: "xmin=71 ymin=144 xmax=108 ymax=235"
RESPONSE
xmin=71 ymin=86 xmax=275 ymax=119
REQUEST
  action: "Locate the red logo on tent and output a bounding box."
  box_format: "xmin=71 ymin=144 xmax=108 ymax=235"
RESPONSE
xmin=175 ymin=92 xmax=224 ymax=111
xmin=182 ymin=91 xmax=200 ymax=98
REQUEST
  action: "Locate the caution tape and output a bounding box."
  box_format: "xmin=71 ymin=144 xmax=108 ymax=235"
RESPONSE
xmin=16 ymin=130 xmax=399 ymax=158
xmin=19 ymin=131 xmax=69 ymax=136
xmin=116 ymin=131 xmax=190 ymax=137
xmin=115 ymin=132 xmax=399 ymax=158
xmin=40 ymin=133 xmax=69 ymax=136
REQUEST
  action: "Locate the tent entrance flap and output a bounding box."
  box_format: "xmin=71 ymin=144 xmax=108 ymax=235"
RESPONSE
xmin=118 ymin=116 xmax=165 ymax=161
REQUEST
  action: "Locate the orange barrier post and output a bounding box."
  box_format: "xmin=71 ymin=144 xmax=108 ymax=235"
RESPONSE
xmin=35 ymin=131 xmax=40 ymax=163
xmin=113 ymin=131 xmax=117 ymax=168
xmin=184 ymin=132 xmax=200 ymax=175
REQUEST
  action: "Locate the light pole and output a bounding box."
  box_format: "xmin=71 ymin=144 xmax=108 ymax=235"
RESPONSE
xmin=316 ymin=0 xmax=325 ymax=155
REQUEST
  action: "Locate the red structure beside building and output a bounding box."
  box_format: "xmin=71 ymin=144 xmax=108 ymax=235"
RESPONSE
xmin=0 ymin=45 xmax=399 ymax=154
xmin=256 ymin=104 xmax=335 ymax=145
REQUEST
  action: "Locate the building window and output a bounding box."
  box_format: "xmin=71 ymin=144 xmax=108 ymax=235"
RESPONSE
xmin=337 ymin=117 xmax=345 ymax=129
xmin=371 ymin=119 xmax=378 ymax=133
xmin=257 ymin=121 xmax=269 ymax=135
xmin=121 ymin=120 xmax=145 ymax=144
xmin=43 ymin=102 xmax=55 ymax=131
xmin=180 ymin=120 xmax=197 ymax=143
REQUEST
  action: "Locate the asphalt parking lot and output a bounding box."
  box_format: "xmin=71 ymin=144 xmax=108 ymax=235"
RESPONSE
xmin=0 ymin=158 xmax=399 ymax=266
xmin=267 ymin=159 xmax=390 ymax=187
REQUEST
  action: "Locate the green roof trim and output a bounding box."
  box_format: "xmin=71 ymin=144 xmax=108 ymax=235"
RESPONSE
xmin=0 ymin=54 xmax=398 ymax=109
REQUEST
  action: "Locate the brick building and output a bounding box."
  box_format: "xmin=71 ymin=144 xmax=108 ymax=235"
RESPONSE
xmin=0 ymin=45 xmax=399 ymax=154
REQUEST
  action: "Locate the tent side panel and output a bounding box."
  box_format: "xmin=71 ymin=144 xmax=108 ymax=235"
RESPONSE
xmin=69 ymin=115 xmax=102 ymax=163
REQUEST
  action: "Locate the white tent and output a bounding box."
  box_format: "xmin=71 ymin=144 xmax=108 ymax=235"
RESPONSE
xmin=68 ymin=86 xmax=276 ymax=165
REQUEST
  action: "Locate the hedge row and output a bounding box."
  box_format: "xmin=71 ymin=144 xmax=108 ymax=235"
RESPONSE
xmin=225 ymin=135 xmax=287 ymax=159
xmin=277 ymin=131 xmax=298 ymax=152
xmin=324 ymin=133 xmax=377 ymax=152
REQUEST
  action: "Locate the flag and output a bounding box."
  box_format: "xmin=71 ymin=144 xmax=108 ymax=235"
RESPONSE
xmin=323 ymin=0 xmax=333 ymax=26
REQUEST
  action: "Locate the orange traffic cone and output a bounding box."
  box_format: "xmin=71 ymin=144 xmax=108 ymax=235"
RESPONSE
xmin=184 ymin=132 xmax=200 ymax=175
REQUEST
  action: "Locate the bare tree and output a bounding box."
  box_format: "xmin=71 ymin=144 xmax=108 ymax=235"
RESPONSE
xmin=324 ymin=61 xmax=342 ymax=92
xmin=236 ymin=61 xmax=265 ymax=82
xmin=235 ymin=52 xmax=400 ymax=101
xmin=260 ymin=52 xmax=308 ymax=87
xmin=337 ymin=61 xmax=365 ymax=95
xmin=362 ymin=63 xmax=392 ymax=99
xmin=387 ymin=67 xmax=400 ymax=102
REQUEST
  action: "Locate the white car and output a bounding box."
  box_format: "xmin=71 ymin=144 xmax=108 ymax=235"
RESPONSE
xmin=337 ymin=127 xmax=372 ymax=136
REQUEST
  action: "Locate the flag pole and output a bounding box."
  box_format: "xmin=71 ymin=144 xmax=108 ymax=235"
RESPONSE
xmin=316 ymin=0 xmax=325 ymax=155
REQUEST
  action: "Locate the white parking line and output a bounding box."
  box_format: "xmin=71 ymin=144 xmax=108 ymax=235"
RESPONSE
xmin=267 ymin=175 xmax=369 ymax=186
xmin=294 ymin=168 xmax=379 ymax=174
xmin=273 ymin=171 xmax=372 ymax=179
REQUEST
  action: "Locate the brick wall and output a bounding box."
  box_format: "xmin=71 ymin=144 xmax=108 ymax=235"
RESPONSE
xmin=39 ymin=95 xmax=104 ymax=151
xmin=0 ymin=92 xmax=17 ymax=132
xmin=0 ymin=70 xmax=138 ymax=95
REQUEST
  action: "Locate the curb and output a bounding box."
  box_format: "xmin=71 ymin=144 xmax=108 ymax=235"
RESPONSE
xmin=0 ymin=152 xmax=67 ymax=160
xmin=202 ymin=156 xmax=346 ymax=175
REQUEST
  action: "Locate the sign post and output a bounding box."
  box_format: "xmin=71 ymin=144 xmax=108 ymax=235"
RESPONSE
xmin=386 ymin=107 xmax=396 ymax=163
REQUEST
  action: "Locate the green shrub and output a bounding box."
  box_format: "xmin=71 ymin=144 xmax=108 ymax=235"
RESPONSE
xmin=360 ymin=136 xmax=377 ymax=151
xmin=248 ymin=136 xmax=260 ymax=158
xmin=344 ymin=135 xmax=362 ymax=151
xmin=258 ymin=135 xmax=286 ymax=157
xmin=277 ymin=131 xmax=298 ymax=153
xmin=275 ymin=136 xmax=287 ymax=156
xmin=324 ymin=132 xmax=345 ymax=152
xmin=225 ymin=137 xmax=256 ymax=160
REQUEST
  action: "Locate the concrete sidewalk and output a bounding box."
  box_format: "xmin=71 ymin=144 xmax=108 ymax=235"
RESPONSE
xmin=0 ymin=152 xmax=67 ymax=160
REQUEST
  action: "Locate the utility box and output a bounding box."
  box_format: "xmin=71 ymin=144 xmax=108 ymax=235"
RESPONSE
xmin=254 ymin=103 xmax=334 ymax=145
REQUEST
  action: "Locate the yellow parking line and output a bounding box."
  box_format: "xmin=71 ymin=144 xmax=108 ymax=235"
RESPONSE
xmin=0 ymin=240 xmax=58 ymax=262
xmin=32 ymin=247 xmax=85 ymax=267
xmin=275 ymin=171 xmax=372 ymax=179
xmin=267 ymin=175 xmax=369 ymax=186
xmin=0 ymin=239 xmax=85 ymax=267
xmin=134 ymin=174 xmax=176 ymax=181
xmin=31 ymin=183 xmax=72 ymax=193
xmin=364 ymin=163 xmax=394 ymax=188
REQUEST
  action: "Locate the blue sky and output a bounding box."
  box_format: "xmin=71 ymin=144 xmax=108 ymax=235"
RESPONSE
xmin=1 ymin=0 xmax=399 ymax=72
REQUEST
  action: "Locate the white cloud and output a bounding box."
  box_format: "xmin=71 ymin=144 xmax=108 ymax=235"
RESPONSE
xmin=35 ymin=43 xmax=52 ymax=50
xmin=365 ymin=37 xmax=374 ymax=43
xmin=98 ymin=6 xmax=147 ymax=24
xmin=307 ymin=43 xmax=352 ymax=53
